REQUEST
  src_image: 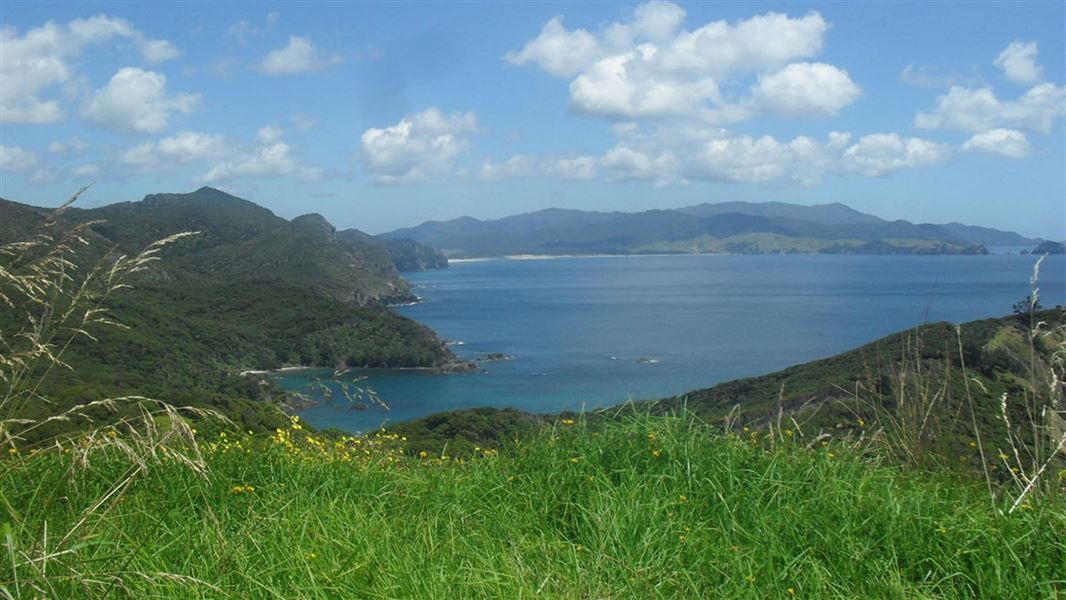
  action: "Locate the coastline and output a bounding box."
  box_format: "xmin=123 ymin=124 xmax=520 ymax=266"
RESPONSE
xmin=240 ymin=361 xmax=479 ymax=378
xmin=238 ymin=366 xmax=319 ymax=376
xmin=449 ymin=252 xmax=731 ymax=263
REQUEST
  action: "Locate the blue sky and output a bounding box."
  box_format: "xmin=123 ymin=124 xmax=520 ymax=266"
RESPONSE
xmin=1 ymin=2 xmax=1064 ymax=238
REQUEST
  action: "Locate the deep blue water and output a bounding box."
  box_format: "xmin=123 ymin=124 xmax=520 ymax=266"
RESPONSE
xmin=281 ymin=254 xmax=1066 ymax=433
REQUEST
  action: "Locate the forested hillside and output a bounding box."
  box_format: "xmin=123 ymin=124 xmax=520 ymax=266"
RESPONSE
xmin=0 ymin=188 xmax=466 ymax=434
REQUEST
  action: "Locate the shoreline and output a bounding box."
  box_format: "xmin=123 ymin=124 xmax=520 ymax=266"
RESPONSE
xmin=238 ymin=366 xmax=319 ymax=376
xmin=240 ymin=361 xmax=479 ymax=378
xmin=447 ymin=248 xmax=1023 ymax=263
xmin=449 ymin=252 xmax=732 ymax=263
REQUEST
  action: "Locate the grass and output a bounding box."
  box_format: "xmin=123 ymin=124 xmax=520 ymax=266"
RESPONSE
xmin=3 ymin=412 xmax=1064 ymax=598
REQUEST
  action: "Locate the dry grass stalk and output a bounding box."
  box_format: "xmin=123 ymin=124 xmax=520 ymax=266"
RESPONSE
xmin=0 ymin=189 xmax=227 ymax=596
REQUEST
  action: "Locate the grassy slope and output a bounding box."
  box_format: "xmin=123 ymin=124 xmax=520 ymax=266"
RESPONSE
xmin=4 ymin=413 xmax=1063 ymax=598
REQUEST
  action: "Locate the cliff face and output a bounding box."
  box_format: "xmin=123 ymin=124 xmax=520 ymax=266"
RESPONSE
xmin=380 ymin=238 xmax=449 ymax=271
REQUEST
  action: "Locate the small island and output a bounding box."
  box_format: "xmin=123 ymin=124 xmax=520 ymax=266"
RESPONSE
xmin=1032 ymin=240 xmax=1066 ymax=255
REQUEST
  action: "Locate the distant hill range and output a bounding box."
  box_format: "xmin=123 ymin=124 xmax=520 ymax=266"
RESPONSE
xmin=382 ymin=201 xmax=1043 ymax=258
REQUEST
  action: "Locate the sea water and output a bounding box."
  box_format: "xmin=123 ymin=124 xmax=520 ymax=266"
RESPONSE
xmin=281 ymin=254 xmax=1066 ymax=432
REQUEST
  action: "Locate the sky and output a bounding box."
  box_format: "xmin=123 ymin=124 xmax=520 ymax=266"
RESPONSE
xmin=1 ymin=2 xmax=1064 ymax=238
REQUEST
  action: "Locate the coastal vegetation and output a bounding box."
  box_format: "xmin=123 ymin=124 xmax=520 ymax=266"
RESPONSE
xmin=0 ymin=189 xmax=463 ymax=436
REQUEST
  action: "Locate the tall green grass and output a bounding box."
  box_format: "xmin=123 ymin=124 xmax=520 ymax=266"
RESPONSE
xmin=3 ymin=413 xmax=1064 ymax=598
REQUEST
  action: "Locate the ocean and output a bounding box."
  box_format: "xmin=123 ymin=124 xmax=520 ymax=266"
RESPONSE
xmin=280 ymin=253 xmax=1066 ymax=433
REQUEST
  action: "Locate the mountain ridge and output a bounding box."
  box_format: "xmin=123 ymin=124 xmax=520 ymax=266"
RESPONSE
xmin=383 ymin=201 xmax=1041 ymax=258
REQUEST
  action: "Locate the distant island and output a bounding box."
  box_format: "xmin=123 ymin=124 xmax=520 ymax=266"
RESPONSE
xmin=382 ymin=201 xmax=1042 ymax=258
xmin=1031 ymin=240 xmax=1065 ymax=255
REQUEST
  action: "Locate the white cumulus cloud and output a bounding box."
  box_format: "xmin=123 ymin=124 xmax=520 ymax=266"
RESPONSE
xmin=601 ymin=144 xmax=680 ymax=184
xmin=915 ymin=83 xmax=1066 ymax=133
xmin=200 ymin=128 xmax=323 ymax=183
xmin=360 ymin=108 xmax=478 ymax=184
xmin=121 ymin=131 xmax=227 ymax=168
xmin=260 ymin=35 xmax=343 ymax=75
xmin=842 ymin=133 xmax=951 ymax=176
xmin=506 ymin=3 xmax=855 ymax=123
xmin=686 ymin=134 xmax=831 ymax=184
xmin=504 ymin=16 xmax=601 ymax=78
xmin=82 ymin=67 xmax=200 ymax=133
xmin=0 ymin=145 xmax=40 ymax=172
xmin=256 ymin=124 xmax=284 ymax=144
xmin=994 ymin=41 xmax=1043 ymax=86
xmin=71 ymin=163 xmax=101 ymax=177
xmin=961 ymin=128 xmax=1031 ymax=159
xmin=47 ymin=137 xmax=89 ymax=157
xmin=751 ymin=62 xmax=861 ymax=117
xmin=0 ymin=15 xmax=179 ymax=123
xmin=476 ymin=154 xmax=599 ymax=182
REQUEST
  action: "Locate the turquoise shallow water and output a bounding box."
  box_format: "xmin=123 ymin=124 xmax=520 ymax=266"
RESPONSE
xmin=279 ymin=254 xmax=1066 ymax=433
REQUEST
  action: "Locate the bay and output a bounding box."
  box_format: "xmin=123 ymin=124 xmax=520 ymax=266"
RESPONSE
xmin=281 ymin=254 xmax=1066 ymax=433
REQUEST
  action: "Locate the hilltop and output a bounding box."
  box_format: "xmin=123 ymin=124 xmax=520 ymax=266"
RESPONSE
xmin=383 ymin=201 xmax=1039 ymax=258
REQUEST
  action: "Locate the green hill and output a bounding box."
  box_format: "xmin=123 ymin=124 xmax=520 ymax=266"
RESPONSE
xmin=59 ymin=188 xmax=414 ymax=304
xmin=0 ymin=188 xmax=466 ymax=434
xmin=381 ymin=201 xmax=1038 ymax=257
